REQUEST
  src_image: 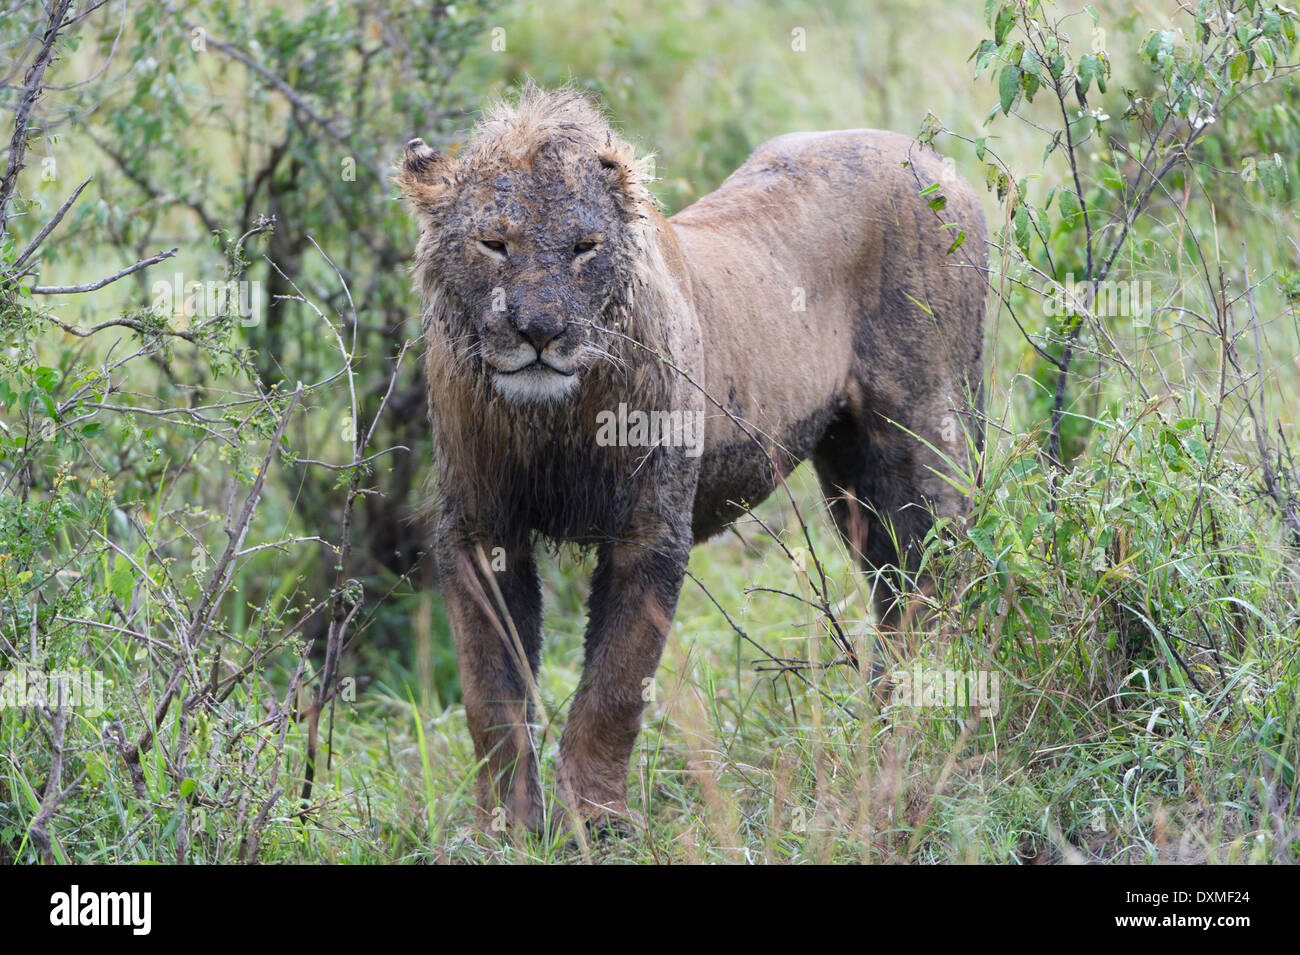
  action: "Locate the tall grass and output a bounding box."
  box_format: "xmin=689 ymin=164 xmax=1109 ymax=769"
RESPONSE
xmin=1 ymin=0 xmax=1297 ymax=863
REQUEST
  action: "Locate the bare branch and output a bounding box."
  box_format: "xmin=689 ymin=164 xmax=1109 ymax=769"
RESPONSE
xmin=12 ymin=174 xmax=91 ymax=268
xmin=31 ymin=247 xmax=177 ymax=294
xmin=0 ymin=0 xmax=74 ymax=233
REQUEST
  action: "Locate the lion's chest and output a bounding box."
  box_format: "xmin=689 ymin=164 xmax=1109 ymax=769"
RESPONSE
xmin=483 ymin=439 xmax=650 ymax=544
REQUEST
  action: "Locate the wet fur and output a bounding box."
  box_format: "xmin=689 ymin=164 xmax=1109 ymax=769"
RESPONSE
xmin=397 ymin=84 xmax=986 ymax=833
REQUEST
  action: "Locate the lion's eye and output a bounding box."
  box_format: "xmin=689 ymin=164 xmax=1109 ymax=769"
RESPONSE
xmin=573 ymin=240 xmax=598 ymax=256
xmin=479 ymin=239 xmax=507 ymax=255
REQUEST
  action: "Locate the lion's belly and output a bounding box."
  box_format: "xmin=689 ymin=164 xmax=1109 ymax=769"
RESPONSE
xmin=690 ymin=402 xmax=840 ymax=541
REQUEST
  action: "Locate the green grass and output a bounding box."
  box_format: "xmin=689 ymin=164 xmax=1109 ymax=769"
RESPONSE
xmin=3 ymin=0 xmax=1299 ymax=864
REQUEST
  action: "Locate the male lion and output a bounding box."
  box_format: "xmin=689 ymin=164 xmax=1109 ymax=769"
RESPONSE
xmin=397 ymin=84 xmax=986 ymax=835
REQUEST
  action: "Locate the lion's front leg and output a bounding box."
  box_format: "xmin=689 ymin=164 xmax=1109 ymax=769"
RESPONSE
xmin=557 ymin=529 xmax=689 ymax=830
xmin=437 ymin=537 xmax=545 ymax=834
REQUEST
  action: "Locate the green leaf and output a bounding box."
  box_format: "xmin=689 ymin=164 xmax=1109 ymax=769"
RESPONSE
xmin=1230 ymin=51 xmax=1250 ymax=81
xmin=994 ymin=3 xmax=1016 ymax=44
xmin=34 ymin=366 xmax=59 ymax=392
xmin=1256 ymin=38 xmax=1275 ymax=70
xmin=1055 ymin=519 xmax=1076 ymax=554
xmin=1021 ymin=66 xmax=1041 ymax=101
xmin=1043 ymin=132 xmax=1061 ymax=165
xmin=110 ymin=555 xmax=135 ymax=606
xmin=1077 ymin=54 xmax=1098 ymax=95
xmin=1058 ymin=188 xmax=1082 ymax=224
xmin=999 ymin=64 xmax=1021 ymax=115
xmin=968 ymin=524 xmax=1001 ymax=565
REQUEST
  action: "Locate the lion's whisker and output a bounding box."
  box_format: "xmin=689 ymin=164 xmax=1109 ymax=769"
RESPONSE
xmin=585 ymin=344 xmax=629 ymax=375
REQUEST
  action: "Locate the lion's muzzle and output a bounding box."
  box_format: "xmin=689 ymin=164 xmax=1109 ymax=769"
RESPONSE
xmin=481 ymin=302 xmax=589 ymax=402
xmin=512 ymin=312 xmax=566 ymax=353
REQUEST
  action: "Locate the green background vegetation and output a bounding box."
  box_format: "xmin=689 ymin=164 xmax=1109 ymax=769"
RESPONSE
xmin=1 ymin=0 xmax=1298 ymax=862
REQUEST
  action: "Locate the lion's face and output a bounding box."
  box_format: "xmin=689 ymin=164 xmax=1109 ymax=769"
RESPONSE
xmin=401 ymin=122 xmax=648 ymax=405
xmin=440 ymin=150 xmax=625 ymax=403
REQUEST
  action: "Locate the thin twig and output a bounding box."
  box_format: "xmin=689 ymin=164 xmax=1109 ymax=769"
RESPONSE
xmin=31 ymin=247 xmax=177 ymax=294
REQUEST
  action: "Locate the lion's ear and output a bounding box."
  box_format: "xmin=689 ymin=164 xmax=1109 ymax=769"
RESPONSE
xmin=395 ymin=137 xmax=455 ymax=208
xmin=598 ymin=147 xmax=655 ymax=218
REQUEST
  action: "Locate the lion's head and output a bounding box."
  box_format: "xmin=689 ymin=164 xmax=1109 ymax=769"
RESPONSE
xmin=397 ymin=84 xmax=657 ymax=404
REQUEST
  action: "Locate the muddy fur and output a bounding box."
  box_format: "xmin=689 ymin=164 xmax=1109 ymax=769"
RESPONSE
xmin=397 ymin=82 xmax=986 ymax=833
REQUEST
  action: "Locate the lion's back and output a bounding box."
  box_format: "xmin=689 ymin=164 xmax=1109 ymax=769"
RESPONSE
xmin=671 ymin=128 xmax=982 ymax=245
xmin=668 ymin=129 xmax=987 ymax=539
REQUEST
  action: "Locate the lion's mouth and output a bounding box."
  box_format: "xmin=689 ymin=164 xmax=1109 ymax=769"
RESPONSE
xmin=489 ymin=353 xmax=581 ymax=404
xmin=496 ymin=357 xmax=576 ymax=377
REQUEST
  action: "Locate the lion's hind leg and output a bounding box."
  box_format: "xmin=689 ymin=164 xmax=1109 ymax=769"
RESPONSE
xmin=811 ymin=407 xmax=947 ymax=636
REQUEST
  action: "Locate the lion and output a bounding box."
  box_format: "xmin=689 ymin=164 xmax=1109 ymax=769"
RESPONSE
xmin=397 ymin=83 xmax=986 ymax=835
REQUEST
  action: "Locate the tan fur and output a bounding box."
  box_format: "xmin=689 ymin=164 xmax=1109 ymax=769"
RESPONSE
xmin=397 ymin=84 xmax=986 ymax=835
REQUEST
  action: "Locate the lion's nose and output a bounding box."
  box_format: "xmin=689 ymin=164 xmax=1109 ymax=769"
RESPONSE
xmin=515 ymin=318 xmax=564 ymax=352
